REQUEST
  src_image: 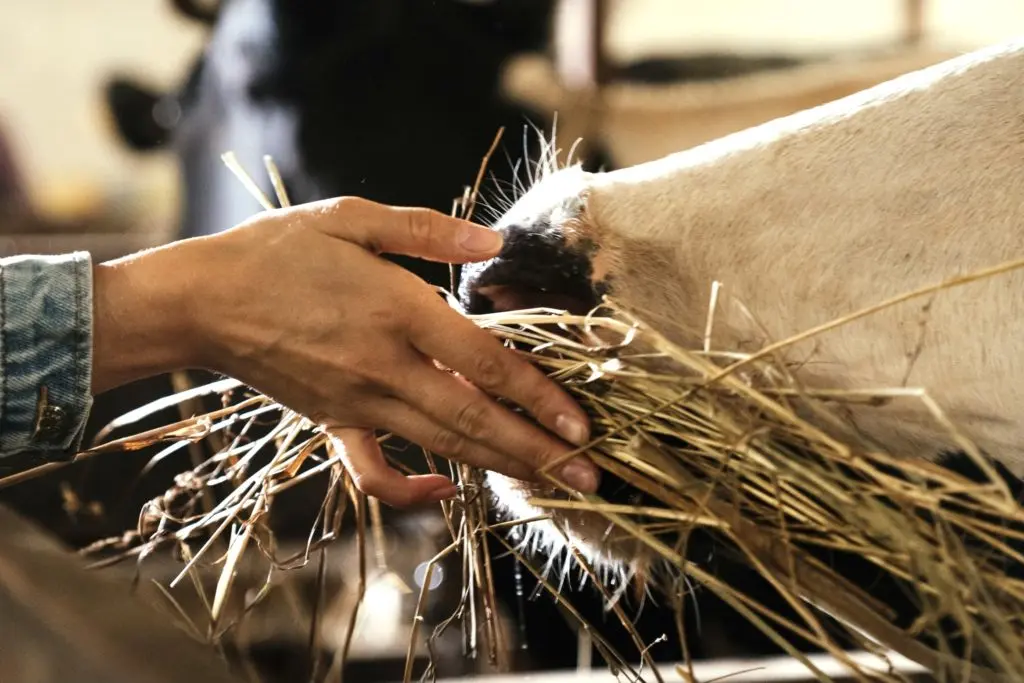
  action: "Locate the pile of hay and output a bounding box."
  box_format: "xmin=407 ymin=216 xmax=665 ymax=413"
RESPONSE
xmin=11 ymin=149 xmax=1024 ymax=683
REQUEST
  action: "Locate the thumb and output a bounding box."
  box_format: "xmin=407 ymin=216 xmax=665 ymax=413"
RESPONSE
xmin=301 ymin=196 xmax=504 ymax=264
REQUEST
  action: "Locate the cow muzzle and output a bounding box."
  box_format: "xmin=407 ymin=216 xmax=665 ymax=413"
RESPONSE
xmin=458 ymin=223 xmax=606 ymax=316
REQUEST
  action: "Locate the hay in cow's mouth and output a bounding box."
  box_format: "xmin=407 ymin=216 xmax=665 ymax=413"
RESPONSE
xmin=13 ymin=146 xmax=1024 ymax=683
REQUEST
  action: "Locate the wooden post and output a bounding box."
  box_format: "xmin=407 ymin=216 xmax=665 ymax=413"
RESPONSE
xmin=554 ymin=0 xmax=606 ymax=90
xmin=903 ymin=0 xmax=926 ymax=47
xmin=552 ymin=0 xmax=609 ymax=165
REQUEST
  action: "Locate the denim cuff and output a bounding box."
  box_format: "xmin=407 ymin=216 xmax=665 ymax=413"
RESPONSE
xmin=0 ymin=252 xmax=94 ymax=463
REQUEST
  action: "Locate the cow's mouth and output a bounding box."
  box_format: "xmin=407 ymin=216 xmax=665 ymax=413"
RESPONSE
xmin=461 ymin=261 xmax=602 ymax=315
xmin=458 ymin=227 xmax=605 ymax=316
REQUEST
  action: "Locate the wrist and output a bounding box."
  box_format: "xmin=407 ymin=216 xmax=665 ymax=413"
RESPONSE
xmin=91 ymin=239 xmax=209 ymax=394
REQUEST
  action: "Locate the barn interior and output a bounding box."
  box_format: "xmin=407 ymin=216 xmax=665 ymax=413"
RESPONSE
xmin=1 ymin=1 xmax=1023 ymax=682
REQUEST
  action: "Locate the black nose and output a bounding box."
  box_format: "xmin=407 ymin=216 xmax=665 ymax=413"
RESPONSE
xmin=458 ymin=223 xmax=604 ymax=315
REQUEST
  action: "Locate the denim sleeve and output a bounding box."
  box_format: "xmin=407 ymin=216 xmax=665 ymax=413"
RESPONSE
xmin=0 ymin=252 xmax=93 ymax=468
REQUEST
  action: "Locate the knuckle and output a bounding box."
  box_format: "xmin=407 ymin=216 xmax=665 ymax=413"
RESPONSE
xmin=524 ymin=376 xmax=559 ymax=420
xmin=348 ymin=354 xmax=398 ymax=391
xmin=350 ymin=470 xmax=385 ymax=499
xmin=405 ymin=209 xmax=435 ymax=246
xmin=325 ymin=195 xmax=360 ymax=224
xmin=329 ymin=195 xmax=361 ymax=213
xmin=519 ymin=449 xmax=555 ymax=475
xmin=472 ymin=353 xmax=509 ymax=392
xmin=364 ymin=236 xmax=384 ymax=256
xmin=454 ymin=401 xmax=491 ymax=440
xmin=370 ymin=305 xmax=410 ymax=334
xmin=334 ymin=195 xmax=377 ymax=219
xmin=429 ymin=428 xmax=466 ymax=457
xmin=508 ymin=460 xmax=540 ymax=483
xmin=534 ymin=441 xmax=563 ymax=469
xmin=345 ymin=369 xmax=381 ymax=395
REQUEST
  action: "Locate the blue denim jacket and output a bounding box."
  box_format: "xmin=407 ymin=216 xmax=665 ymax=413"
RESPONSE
xmin=0 ymin=252 xmax=93 ymax=470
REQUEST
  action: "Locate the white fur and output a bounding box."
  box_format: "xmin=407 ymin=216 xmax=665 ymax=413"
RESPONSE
xmin=485 ymin=471 xmax=634 ymax=589
xmin=509 ymin=37 xmax=1024 ymax=478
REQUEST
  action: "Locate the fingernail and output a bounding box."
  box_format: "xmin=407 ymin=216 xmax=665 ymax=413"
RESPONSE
xmin=459 ymin=225 xmax=503 ymax=253
xmin=559 ymin=458 xmax=599 ymax=493
xmin=555 ymin=414 xmax=589 ymax=446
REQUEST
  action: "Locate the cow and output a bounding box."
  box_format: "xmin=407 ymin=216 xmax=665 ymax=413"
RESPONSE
xmin=459 ymin=36 xmax=1024 ymax=674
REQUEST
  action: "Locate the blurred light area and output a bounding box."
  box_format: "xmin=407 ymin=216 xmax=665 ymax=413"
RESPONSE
xmin=330 ymin=574 xmax=407 ymax=656
xmin=414 ymin=561 xmax=445 ymax=591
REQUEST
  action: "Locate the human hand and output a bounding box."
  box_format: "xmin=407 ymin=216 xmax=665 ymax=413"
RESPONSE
xmin=93 ymin=197 xmax=598 ymax=507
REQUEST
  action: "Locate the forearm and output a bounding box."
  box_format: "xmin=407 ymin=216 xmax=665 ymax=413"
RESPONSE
xmin=92 ymin=241 xmax=205 ymax=395
xmin=0 ymin=240 xmax=208 ymax=464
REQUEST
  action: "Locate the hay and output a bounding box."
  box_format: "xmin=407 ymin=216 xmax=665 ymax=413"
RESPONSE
xmin=8 ymin=145 xmax=1024 ymax=683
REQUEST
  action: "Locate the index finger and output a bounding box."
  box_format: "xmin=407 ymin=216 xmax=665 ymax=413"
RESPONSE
xmin=295 ymin=196 xmax=505 ymax=264
xmin=408 ymin=292 xmax=594 ymax=457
